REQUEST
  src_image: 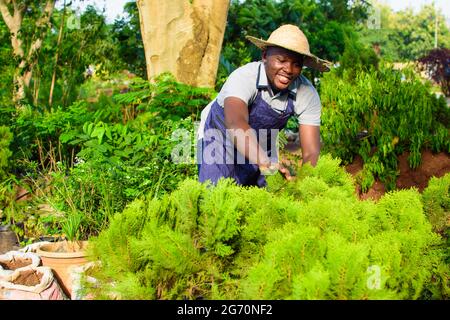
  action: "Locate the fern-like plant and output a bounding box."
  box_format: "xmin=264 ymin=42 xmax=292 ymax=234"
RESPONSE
xmin=85 ymin=155 xmax=448 ymax=300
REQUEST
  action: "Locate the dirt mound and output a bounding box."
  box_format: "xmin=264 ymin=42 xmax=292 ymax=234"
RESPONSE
xmin=345 ymin=150 xmax=450 ymax=201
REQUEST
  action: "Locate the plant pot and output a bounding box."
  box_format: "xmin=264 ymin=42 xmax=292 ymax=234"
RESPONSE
xmin=36 ymin=241 xmax=89 ymax=299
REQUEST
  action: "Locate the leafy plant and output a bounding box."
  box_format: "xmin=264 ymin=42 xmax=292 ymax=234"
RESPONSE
xmin=60 ymin=211 xmax=85 ymax=241
xmin=422 ymin=173 xmax=450 ymax=238
xmin=320 ymin=64 xmax=450 ymax=191
xmin=418 ymin=48 xmax=450 ymax=97
xmin=0 ymin=125 xmax=12 ymax=179
xmin=113 ymin=73 xmax=215 ymax=123
xmin=85 ymin=155 xmax=448 ymax=300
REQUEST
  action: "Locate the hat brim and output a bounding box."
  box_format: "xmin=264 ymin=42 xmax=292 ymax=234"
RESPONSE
xmin=246 ymin=36 xmax=332 ymax=72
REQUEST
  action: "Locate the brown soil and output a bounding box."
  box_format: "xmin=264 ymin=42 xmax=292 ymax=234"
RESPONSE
xmin=12 ymin=269 xmax=42 ymax=286
xmin=0 ymin=258 xmax=32 ymax=271
xmin=345 ymin=150 xmax=450 ymax=201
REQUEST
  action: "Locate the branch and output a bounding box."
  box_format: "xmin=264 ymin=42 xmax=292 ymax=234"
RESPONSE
xmin=36 ymin=0 xmax=55 ymax=28
xmin=0 ymin=0 xmax=14 ymax=31
xmin=26 ymin=0 xmax=55 ymax=61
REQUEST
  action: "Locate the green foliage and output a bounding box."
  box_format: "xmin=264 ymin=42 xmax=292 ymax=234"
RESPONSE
xmin=0 ymin=125 xmax=20 ymax=232
xmin=60 ymin=211 xmax=85 ymax=241
xmin=114 ymin=73 xmax=216 ymax=122
xmin=0 ymin=126 xmax=12 ymax=179
xmin=111 ymin=1 xmax=146 ymax=78
xmin=0 ymin=20 xmax=13 ymax=110
xmin=422 ymin=173 xmax=450 ymax=237
xmin=86 ymin=155 xmax=448 ymax=300
xmin=358 ymin=3 xmax=450 ymax=62
xmin=56 ymin=72 xmax=213 ymax=224
xmin=338 ymin=36 xmax=379 ymax=77
xmin=320 ymin=65 xmax=450 ymax=191
xmin=11 ymin=101 xmax=95 ymax=169
xmin=0 ymin=3 xmax=126 ymax=108
xmin=7 ymin=72 xmax=211 ymax=238
xmin=36 ymin=5 xmax=125 ymax=108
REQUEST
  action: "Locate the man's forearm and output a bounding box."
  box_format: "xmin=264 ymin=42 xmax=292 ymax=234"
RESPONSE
xmin=227 ymin=123 xmax=271 ymax=166
xmin=223 ymin=97 xmax=271 ymax=167
xmin=299 ymin=124 xmax=321 ymax=167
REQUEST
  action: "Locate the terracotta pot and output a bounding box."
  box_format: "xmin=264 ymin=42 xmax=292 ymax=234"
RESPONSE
xmin=36 ymin=241 xmax=89 ymax=299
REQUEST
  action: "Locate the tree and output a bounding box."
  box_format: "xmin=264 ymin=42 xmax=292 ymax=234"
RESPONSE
xmin=0 ymin=17 xmax=14 ymax=110
xmin=418 ymin=48 xmax=450 ymax=97
xmin=136 ymin=0 xmax=230 ymax=88
xmin=358 ymin=2 xmax=450 ymax=62
xmin=29 ymin=5 xmax=124 ymax=108
xmin=46 ymin=5 xmax=123 ymax=106
xmin=112 ymin=1 xmax=146 ymax=78
xmin=0 ymin=0 xmax=55 ymax=107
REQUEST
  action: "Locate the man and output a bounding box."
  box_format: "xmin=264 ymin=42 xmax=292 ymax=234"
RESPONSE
xmin=197 ymin=24 xmax=332 ymax=187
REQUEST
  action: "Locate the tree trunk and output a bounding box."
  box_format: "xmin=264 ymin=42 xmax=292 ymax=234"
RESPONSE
xmin=136 ymin=0 xmax=229 ymax=88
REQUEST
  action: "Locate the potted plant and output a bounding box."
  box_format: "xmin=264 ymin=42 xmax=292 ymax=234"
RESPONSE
xmin=36 ymin=211 xmax=89 ymax=299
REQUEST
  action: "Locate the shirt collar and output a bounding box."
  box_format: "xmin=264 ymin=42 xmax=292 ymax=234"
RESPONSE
xmin=256 ymin=61 xmax=299 ymax=99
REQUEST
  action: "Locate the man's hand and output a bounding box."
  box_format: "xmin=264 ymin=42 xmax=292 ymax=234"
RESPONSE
xmin=279 ymin=163 xmax=293 ymax=181
xmin=259 ymin=162 xmax=293 ymax=180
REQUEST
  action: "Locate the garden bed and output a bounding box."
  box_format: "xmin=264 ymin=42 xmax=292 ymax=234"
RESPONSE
xmin=284 ymin=141 xmax=449 ymax=201
xmin=345 ymin=149 xmax=450 ymax=200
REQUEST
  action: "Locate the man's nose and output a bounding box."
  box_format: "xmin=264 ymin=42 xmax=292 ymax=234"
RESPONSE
xmin=283 ymin=62 xmax=293 ymax=74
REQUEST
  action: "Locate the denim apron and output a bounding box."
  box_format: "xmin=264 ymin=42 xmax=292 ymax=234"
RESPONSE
xmin=198 ymin=89 xmax=295 ymax=187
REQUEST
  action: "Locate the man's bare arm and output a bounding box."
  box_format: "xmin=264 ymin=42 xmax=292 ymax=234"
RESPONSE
xmin=224 ymin=97 xmax=271 ymax=167
xmin=299 ymin=124 xmax=321 ymax=166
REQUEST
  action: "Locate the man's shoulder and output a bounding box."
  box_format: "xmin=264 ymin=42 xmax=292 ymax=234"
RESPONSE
xmin=297 ymin=75 xmax=318 ymax=93
xmin=215 ymin=61 xmax=261 ymax=106
xmin=221 ymin=61 xmax=261 ymax=92
xmin=294 ymin=75 xmax=320 ymax=105
xmin=230 ymin=61 xmax=262 ymax=78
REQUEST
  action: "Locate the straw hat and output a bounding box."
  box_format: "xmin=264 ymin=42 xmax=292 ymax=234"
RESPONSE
xmin=246 ymin=24 xmax=332 ymax=72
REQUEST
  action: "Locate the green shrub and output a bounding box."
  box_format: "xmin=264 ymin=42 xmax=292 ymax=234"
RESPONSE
xmin=0 ymin=125 xmax=12 ymax=179
xmin=86 ymin=155 xmax=448 ymax=300
xmin=422 ymin=173 xmax=450 ymax=237
xmin=338 ymin=36 xmax=379 ymax=78
xmin=13 ymin=73 xmax=208 ymax=239
xmin=320 ymin=65 xmax=450 ymax=191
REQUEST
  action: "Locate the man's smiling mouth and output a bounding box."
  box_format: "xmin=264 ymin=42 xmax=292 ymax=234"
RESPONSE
xmin=277 ymin=74 xmax=291 ymax=84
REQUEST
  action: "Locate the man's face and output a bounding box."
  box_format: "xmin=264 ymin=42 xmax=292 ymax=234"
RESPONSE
xmin=262 ymin=46 xmax=303 ymax=92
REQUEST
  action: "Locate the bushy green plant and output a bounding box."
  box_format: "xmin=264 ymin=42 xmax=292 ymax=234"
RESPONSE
xmin=0 ymin=125 xmax=12 ymax=179
xmin=60 ymin=211 xmax=85 ymax=241
xmin=9 ymin=72 xmax=210 ymax=239
xmin=338 ymin=36 xmax=379 ymax=78
xmin=0 ymin=126 xmax=16 ymax=227
xmin=11 ymin=101 xmax=98 ymax=172
xmin=422 ymin=173 xmax=450 ymax=238
xmin=85 ymin=155 xmax=448 ymax=300
xmin=320 ymin=64 xmax=450 ymax=191
xmin=113 ymin=73 xmax=216 ymax=122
